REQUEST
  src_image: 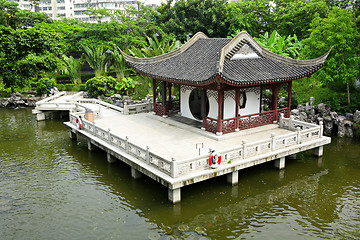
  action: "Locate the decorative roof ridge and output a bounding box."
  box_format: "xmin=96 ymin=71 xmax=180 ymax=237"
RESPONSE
xmin=119 ymin=32 xmax=209 ymax=64
xmin=219 ymin=31 xmax=263 ymax=73
xmin=218 ymin=31 xmax=332 ymax=72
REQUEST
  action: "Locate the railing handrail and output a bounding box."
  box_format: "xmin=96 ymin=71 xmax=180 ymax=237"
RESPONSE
xmin=36 ymin=91 xmax=66 ymax=105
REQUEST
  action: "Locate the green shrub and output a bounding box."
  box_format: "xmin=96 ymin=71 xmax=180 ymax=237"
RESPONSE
xmin=0 ymin=80 xmax=12 ymax=97
xmin=35 ymin=78 xmax=56 ymax=95
xmin=55 ymin=84 xmax=66 ymax=91
xmin=86 ymin=76 xmax=116 ymax=97
xmin=133 ymin=76 xmax=151 ymax=100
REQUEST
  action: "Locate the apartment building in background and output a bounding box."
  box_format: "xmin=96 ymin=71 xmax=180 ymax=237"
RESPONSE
xmin=6 ymin=0 xmax=143 ymax=22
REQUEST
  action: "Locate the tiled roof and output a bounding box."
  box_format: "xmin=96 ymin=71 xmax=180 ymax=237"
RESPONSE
xmin=121 ymin=32 xmax=330 ymax=86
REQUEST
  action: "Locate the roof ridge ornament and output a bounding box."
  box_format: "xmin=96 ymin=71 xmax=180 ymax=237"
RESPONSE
xmin=219 ymin=32 xmax=262 ymax=73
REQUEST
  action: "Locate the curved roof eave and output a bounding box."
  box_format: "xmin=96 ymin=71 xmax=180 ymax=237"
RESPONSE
xmin=119 ymin=32 xmax=209 ymax=64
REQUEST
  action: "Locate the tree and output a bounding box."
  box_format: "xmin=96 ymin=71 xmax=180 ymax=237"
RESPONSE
xmin=302 ymin=7 xmax=359 ymax=105
xmin=155 ymin=0 xmax=231 ymax=41
xmin=33 ymin=20 xmax=85 ymax=53
xmin=227 ymin=0 xmax=274 ymax=37
xmin=272 ymin=0 xmax=329 ymax=40
xmin=0 ymin=26 xmax=60 ymax=90
xmin=112 ymin=47 xmax=130 ymax=81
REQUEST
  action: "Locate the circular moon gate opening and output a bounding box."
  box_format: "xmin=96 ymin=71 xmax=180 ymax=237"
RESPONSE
xmin=189 ymin=88 xmax=209 ymax=120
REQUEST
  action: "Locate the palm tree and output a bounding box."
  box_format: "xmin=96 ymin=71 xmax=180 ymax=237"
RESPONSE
xmin=61 ymin=54 xmax=85 ymax=85
xmin=81 ymin=44 xmax=107 ymax=77
xmin=129 ymin=35 xmax=182 ymax=58
xmin=112 ymin=47 xmax=130 ymax=81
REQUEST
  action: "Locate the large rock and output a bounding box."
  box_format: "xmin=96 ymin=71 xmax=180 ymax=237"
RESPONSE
xmin=354 ymin=110 xmax=360 ymax=123
xmin=323 ymin=116 xmax=333 ymax=135
xmin=298 ymin=112 xmax=308 ymax=122
xmin=336 ymin=116 xmax=354 ymax=137
xmin=317 ymin=103 xmax=331 ymax=117
xmin=346 ymin=113 xmax=354 ymax=122
xmin=330 ymin=111 xmax=338 ymax=120
xmin=336 ymin=116 xmax=347 ymax=137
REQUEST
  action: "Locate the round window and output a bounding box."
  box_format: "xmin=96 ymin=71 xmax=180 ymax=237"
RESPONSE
xmin=188 ymin=88 xmax=209 ymax=120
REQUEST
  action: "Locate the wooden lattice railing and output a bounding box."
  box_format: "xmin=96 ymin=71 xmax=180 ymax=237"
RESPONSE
xmin=154 ymin=103 xmax=166 ymax=116
xmin=203 ymin=107 xmax=289 ymax=134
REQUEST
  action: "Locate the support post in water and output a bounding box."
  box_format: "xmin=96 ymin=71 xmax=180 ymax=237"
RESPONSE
xmin=69 ymin=130 xmax=77 ymax=140
xmin=107 ymin=152 xmax=117 ymax=164
xmin=314 ymin=146 xmax=323 ymax=157
xmin=227 ymin=170 xmax=239 ymax=186
xmin=131 ymin=167 xmax=142 ymax=179
xmin=274 ymin=157 xmax=285 ymax=170
xmin=168 ymin=188 xmax=181 ymax=204
xmin=87 ymin=140 xmax=97 ymax=151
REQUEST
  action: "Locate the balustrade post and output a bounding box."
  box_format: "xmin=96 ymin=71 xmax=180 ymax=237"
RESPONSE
xmin=108 ymin=128 xmax=111 ymax=144
xmin=288 ymin=115 xmax=295 ymax=130
xmin=279 ymin=113 xmax=284 ymax=128
xmin=297 ymin=127 xmax=301 ymax=144
xmin=125 ymin=136 xmax=129 ymax=153
xmin=171 ymin=158 xmax=177 ymax=178
xmin=146 ymin=146 xmax=150 ymax=164
xmin=271 ymin=133 xmax=276 ymax=151
xmin=242 ymin=140 xmax=247 ymax=159
xmin=319 ymin=121 xmax=323 ymax=138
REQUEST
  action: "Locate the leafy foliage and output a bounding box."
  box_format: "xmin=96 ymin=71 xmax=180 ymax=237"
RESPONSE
xmin=155 ymin=0 xmax=230 ymax=41
xmin=61 ymin=55 xmax=85 ymax=85
xmin=129 ymin=35 xmax=182 ymax=58
xmin=0 ymin=26 xmax=60 ymax=90
xmin=272 ymin=0 xmax=329 ymax=39
xmin=255 ymin=30 xmax=302 ymax=59
xmin=35 ymin=77 xmax=56 ymax=95
xmin=115 ymin=77 xmax=140 ymax=96
xmin=302 ymin=7 xmax=359 ymax=105
xmin=81 ymin=44 xmax=107 ymax=77
xmin=85 ymin=76 xmax=116 ymax=97
xmin=227 ymin=0 xmax=273 ymax=37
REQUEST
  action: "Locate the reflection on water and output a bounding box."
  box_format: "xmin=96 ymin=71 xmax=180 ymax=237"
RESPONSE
xmin=0 ymin=108 xmax=359 ymax=240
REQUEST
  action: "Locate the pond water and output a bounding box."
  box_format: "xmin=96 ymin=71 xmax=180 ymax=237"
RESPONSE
xmin=0 ymin=108 xmax=359 ymax=240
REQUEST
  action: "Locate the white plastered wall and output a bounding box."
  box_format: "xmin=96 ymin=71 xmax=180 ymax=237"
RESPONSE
xmin=223 ymin=90 xmax=236 ymax=119
xmin=239 ymin=88 xmax=261 ymax=116
xmin=180 ymin=85 xmax=197 ymax=120
xmin=207 ymin=90 xmax=218 ymax=119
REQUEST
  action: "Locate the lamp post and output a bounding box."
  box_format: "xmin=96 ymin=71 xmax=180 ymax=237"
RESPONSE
xmin=105 ymin=49 xmax=112 ymax=76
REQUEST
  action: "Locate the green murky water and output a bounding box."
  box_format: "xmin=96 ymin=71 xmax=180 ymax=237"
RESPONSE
xmin=0 ymin=108 xmax=359 ymax=240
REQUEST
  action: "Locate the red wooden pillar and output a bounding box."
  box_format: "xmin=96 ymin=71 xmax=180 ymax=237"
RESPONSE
xmin=162 ymin=81 xmax=167 ymax=116
xmin=272 ymin=84 xmax=279 ymax=121
xmin=217 ymin=88 xmax=224 ymax=134
xmin=287 ymin=81 xmax=292 ymax=118
xmin=235 ymin=88 xmax=240 ymax=130
xmin=168 ymin=82 xmax=172 ymax=111
xmin=178 ymin=84 xmax=181 ymax=112
xmin=152 ymin=79 xmax=156 ymax=113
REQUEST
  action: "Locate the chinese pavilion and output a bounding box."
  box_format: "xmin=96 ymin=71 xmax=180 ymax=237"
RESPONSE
xmin=121 ymin=32 xmax=330 ymax=135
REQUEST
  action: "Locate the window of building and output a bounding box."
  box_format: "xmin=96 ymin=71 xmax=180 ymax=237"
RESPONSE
xmin=239 ymin=92 xmax=247 ymax=109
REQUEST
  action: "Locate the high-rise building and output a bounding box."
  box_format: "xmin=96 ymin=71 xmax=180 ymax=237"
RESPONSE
xmin=5 ymin=0 xmax=143 ymax=22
